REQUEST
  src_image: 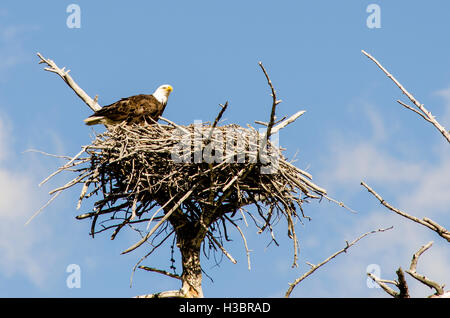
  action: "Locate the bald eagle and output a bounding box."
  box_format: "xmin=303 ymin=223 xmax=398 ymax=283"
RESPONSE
xmin=84 ymin=84 xmax=173 ymax=126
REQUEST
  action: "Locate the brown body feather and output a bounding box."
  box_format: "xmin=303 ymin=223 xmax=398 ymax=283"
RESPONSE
xmin=84 ymin=94 xmax=166 ymax=126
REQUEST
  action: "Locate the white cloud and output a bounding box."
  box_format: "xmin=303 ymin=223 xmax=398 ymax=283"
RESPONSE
xmin=0 ymin=117 xmax=11 ymax=161
xmin=320 ymin=102 xmax=424 ymax=192
xmin=362 ymin=101 xmax=389 ymax=143
xmin=0 ymin=116 xmax=57 ymax=287
xmin=321 ymin=98 xmax=450 ymax=215
xmin=323 ymin=139 xmax=450 ymax=220
xmin=397 ymin=147 xmax=450 ymax=217
xmin=323 ymin=142 xmax=423 ymax=188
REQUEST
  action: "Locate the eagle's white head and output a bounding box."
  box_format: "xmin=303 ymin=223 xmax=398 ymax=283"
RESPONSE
xmin=152 ymin=84 xmax=173 ymax=105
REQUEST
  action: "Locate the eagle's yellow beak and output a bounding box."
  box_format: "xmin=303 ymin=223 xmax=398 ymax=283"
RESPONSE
xmin=166 ymin=85 xmax=173 ymax=93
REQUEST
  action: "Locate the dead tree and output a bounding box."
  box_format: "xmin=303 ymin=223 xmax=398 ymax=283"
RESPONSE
xmin=361 ymin=50 xmax=450 ymax=298
xmin=33 ymin=53 xmax=341 ymax=298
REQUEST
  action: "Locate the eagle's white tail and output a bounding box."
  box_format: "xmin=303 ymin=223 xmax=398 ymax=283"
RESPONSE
xmin=84 ymin=116 xmax=105 ymax=126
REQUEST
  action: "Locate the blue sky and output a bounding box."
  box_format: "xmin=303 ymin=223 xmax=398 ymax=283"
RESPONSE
xmin=0 ymin=1 xmax=449 ymax=297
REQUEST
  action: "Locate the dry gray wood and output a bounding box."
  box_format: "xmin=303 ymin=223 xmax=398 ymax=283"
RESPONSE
xmin=362 ymin=50 xmax=450 ymax=143
xmin=37 ymin=53 xmax=101 ymax=112
xmin=361 ymin=181 xmax=450 ymax=242
xmin=367 ymin=267 xmax=410 ymax=298
xmin=405 ymin=241 xmax=445 ymax=296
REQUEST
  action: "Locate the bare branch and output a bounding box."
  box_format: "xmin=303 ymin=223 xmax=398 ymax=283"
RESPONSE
xmin=206 ymin=232 xmax=237 ymax=264
xmin=405 ymin=241 xmax=445 ymax=296
xmin=23 ymin=149 xmax=72 ymax=160
xmin=39 ymin=146 xmax=88 ymax=187
xmin=135 ymin=289 xmax=185 ymax=298
xmin=26 ymin=191 xmax=62 ymax=225
xmin=285 ymin=226 xmax=393 ymax=297
xmin=396 ymin=100 xmax=433 ymax=124
xmin=361 ymin=50 xmax=450 ymax=143
xmin=37 ymin=53 xmax=101 ymax=112
xmin=361 ymin=181 xmax=450 ymax=242
xmin=210 ymin=102 xmax=229 ymax=132
xmin=138 ymin=265 xmax=181 ymax=280
xmin=367 ymin=242 xmax=448 ymax=298
xmin=130 ymin=229 xmax=175 ymax=288
xmin=158 ymin=116 xmax=190 ymax=134
xmin=367 ymin=267 xmax=410 ymax=298
xmin=225 ymin=215 xmax=251 ymax=270
xmin=367 ymin=272 xmax=400 ymax=298
xmin=271 ymin=110 xmax=306 ymax=135
xmin=396 ymin=267 xmax=410 ymax=298
xmin=258 ymin=61 xmax=282 ymax=142
xmin=322 ymin=194 xmax=357 ymax=214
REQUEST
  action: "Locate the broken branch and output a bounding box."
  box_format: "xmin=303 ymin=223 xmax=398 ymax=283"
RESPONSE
xmin=37 ymin=53 xmax=101 ymax=112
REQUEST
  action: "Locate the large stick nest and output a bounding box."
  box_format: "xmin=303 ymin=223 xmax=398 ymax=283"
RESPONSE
xmin=42 ymin=117 xmax=327 ymax=267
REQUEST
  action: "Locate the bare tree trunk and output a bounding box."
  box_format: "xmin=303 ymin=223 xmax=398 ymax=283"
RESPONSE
xmin=176 ymin=222 xmax=206 ymax=298
xmin=179 ymin=239 xmax=203 ymax=298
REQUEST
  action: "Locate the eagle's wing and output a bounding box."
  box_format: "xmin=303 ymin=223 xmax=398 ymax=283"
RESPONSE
xmin=89 ymin=97 xmax=135 ymax=122
xmin=84 ymin=94 xmax=163 ymax=125
xmin=138 ymin=95 xmax=163 ymax=119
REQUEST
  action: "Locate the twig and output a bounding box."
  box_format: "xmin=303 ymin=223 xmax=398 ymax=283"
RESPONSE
xmin=39 ymin=146 xmax=88 ymax=187
xmin=158 ymin=116 xmax=189 ymax=134
xmin=37 ymin=53 xmax=101 ymax=112
xmin=208 ymin=102 xmax=229 ymax=140
xmin=222 ymin=168 xmax=245 ymax=192
xmin=258 ymin=61 xmax=282 ymax=143
xmin=146 ymin=195 xmax=178 ymax=230
xmin=130 ymin=229 xmax=175 ymax=287
xmin=23 ymin=149 xmax=72 ymax=160
xmin=254 ymin=120 xmax=268 ymax=126
xmin=323 ymin=194 xmax=357 ymax=214
xmin=25 ymin=191 xmax=63 ymax=225
xmin=225 ymin=215 xmax=251 ymax=270
xmin=396 ymin=100 xmax=433 ymax=124
xmin=271 ymin=110 xmax=306 ymax=135
xmin=206 ymin=232 xmax=237 ymax=264
xmin=361 ymin=181 xmax=450 ymax=242
xmin=285 ymin=226 xmax=393 ymax=297
xmin=138 ymin=265 xmax=181 ymax=280
xmin=362 ymin=50 xmax=450 ymax=143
